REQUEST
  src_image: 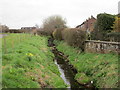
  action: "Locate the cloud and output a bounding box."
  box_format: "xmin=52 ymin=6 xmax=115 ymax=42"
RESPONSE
xmin=118 ymin=1 xmax=120 ymax=13
xmin=0 ymin=0 xmax=119 ymax=29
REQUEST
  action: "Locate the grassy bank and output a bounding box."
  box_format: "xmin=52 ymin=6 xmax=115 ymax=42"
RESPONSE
xmin=0 ymin=36 xmax=2 ymax=89
xmin=2 ymin=34 xmax=67 ymax=88
xmin=55 ymin=40 xmax=118 ymax=88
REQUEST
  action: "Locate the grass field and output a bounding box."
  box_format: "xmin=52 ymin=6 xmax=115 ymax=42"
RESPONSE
xmin=2 ymin=34 xmax=67 ymax=88
xmin=55 ymin=40 xmax=118 ymax=88
xmin=0 ymin=35 xmax=2 ymax=89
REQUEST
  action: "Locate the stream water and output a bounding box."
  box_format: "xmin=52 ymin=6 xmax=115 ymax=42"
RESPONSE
xmin=48 ymin=37 xmax=95 ymax=89
xmin=54 ymin=59 xmax=70 ymax=87
xmin=54 ymin=56 xmax=81 ymax=88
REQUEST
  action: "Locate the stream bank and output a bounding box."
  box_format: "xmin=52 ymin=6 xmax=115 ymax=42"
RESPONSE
xmin=53 ymin=39 xmax=119 ymax=88
xmin=48 ymin=37 xmax=95 ymax=89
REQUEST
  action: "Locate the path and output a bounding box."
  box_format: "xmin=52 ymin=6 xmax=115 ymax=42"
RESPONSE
xmin=0 ymin=34 xmax=8 ymax=38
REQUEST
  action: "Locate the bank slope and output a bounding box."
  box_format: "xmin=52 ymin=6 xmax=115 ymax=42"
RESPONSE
xmin=2 ymin=34 xmax=67 ymax=88
xmin=55 ymin=41 xmax=118 ymax=88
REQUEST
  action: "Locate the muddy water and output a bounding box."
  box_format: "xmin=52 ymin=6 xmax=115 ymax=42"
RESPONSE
xmin=54 ymin=56 xmax=81 ymax=88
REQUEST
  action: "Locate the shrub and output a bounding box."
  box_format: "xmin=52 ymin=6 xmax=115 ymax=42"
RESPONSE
xmin=107 ymin=32 xmax=120 ymax=42
xmin=91 ymin=13 xmax=115 ymax=41
xmin=95 ymin=13 xmax=115 ymax=32
xmin=62 ymin=28 xmax=86 ymax=51
xmin=53 ymin=28 xmax=64 ymax=40
xmin=91 ymin=31 xmax=108 ymax=41
xmin=112 ymin=16 xmax=120 ymax=32
xmin=37 ymin=30 xmax=48 ymax=36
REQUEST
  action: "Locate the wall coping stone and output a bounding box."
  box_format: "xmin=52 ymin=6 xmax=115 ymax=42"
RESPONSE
xmin=85 ymin=40 xmax=120 ymax=45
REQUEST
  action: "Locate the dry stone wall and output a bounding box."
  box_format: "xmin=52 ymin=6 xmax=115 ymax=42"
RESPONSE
xmin=85 ymin=40 xmax=120 ymax=54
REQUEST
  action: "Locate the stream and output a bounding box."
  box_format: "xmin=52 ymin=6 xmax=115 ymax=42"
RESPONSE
xmin=48 ymin=37 xmax=95 ymax=89
xmin=54 ymin=56 xmax=81 ymax=88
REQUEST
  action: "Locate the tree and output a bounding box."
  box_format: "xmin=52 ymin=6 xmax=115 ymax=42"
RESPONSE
xmin=105 ymin=16 xmax=120 ymax=42
xmin=112 ymin=16 xmax=120 ymax=32
xmin=0 ymin=24 xmax=9 ymax=33
xmin=96 ymin=13 xmax=115 ymax=32
xmin=91 ymin=13 xmax=115 ymax=40
xmin=42 ymin=15 xmax=67 ymax=35
xmin=62 ymin=28 xmax=86 ymax=51
xmin=53 ymin=28 xmax=63 ymax=40
xmin=35 ymin=24 xmax=40 ymax=29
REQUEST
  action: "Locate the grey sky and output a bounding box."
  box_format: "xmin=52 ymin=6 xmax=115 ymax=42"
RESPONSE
xmin=118 ymin=1 xmax=120 ymax=13
xmin=0 ymin=0 xmax=119 ymax=29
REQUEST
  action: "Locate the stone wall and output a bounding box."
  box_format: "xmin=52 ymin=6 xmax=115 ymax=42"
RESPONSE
xmin=85 ymin=40 xmax=120 ymax=54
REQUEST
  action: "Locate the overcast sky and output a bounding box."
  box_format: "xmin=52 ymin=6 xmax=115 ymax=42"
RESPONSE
xmin=0 ymin=0 xmax=119 ymax=29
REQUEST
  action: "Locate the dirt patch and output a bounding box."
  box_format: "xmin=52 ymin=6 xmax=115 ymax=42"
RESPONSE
xmin=41 ymin=48 xmax=48 ymax=52
xmin=25 ymin=68 xmax=50 ymax=88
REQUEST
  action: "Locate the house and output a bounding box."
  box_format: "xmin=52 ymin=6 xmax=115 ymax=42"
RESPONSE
xmin=21 ymin=27 xmax=36 ymax=30
xmin=76 ymin=16 xmax=96 ymax=33
xmin=21 ymin=26 xmax=37 ymax=33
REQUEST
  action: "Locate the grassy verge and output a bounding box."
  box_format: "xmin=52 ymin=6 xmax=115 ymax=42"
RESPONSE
xmin=2 ymin=34 xmax=67 ymax=88
xmin=0 ymin=36 xmax=2 ymax=89
xmin=55 ymin=40 xmax=118 ymax=88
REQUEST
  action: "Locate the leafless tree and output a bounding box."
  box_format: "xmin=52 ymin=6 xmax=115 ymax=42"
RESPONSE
xmin=42 ymin=15 xmax=67 ymax=35
xmin=0 ymin=24 xmax=9 ymax=33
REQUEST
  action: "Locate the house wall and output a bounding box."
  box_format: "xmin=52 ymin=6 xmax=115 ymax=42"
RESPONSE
xmin=85 ymin=40 xmax=120 ymax=54
xmin=77 ymin=16 xmax=96 ymax=32
xmin=87 ymin=18 xmax=96 ymax=32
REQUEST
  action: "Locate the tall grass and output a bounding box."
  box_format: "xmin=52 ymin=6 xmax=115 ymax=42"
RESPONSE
xmin=0 ymin=36 xmax=2 ymax=89
xmin=2 ymin=34 xmax=67 ymax=88
xmin=55 ymin=40 xmax=118 ymax=88
xmin=2 ymin=34 xmax=31 ymax=53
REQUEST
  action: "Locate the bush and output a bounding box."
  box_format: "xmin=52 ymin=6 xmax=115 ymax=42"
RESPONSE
xmin=95 ymin=13 xmax=115 ymax=32
xmin=62 ymin=28 xmax=86 ymax=51
xmin=91 ymin=31 xmax=108 ymax=41
xmin=91 ymin=31 xmax=120 ymax=42
xmin=112 ymin=16 xmax=120 ymax=32
xmin=91 ymin=13 xmax=115 ymax=41
xmin=37 ymin=30 xmax=49 ymax=36
xmin=107 ymin=32 xmax=120 ymax=42
xmin=53 ymin=28 xmax=64 ymax=40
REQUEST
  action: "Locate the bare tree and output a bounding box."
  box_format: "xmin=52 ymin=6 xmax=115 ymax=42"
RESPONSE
xmin=35 ymin=24 xmax=40 ymax=29
xmin=42 ymin=15 xmax=67 ymax=35
xmin=0 ymin=24 xmax=9 ymax=33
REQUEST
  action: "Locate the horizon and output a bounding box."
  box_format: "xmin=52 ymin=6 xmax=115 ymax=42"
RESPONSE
xmin=0 ymin=0 xmax=119 ymax=29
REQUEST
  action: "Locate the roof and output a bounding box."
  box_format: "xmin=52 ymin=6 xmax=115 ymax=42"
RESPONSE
xmin=76 ymin=16 xmax=96 ymax=28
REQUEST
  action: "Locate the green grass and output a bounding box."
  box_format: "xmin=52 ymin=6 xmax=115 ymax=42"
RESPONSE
xmin=0 ymin=35 xmax=2 ymax=89
xmin=2 ymin=34 xmax=67 ymax=88
xmin=55 ymin=40 xmax=118 ymax=88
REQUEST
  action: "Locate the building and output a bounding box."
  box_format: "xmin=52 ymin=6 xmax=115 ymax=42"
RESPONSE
xmin=76 ymin=16 xmax=96 ymax=33
xmin=21 ymin=27 xmax=36 ymax=30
